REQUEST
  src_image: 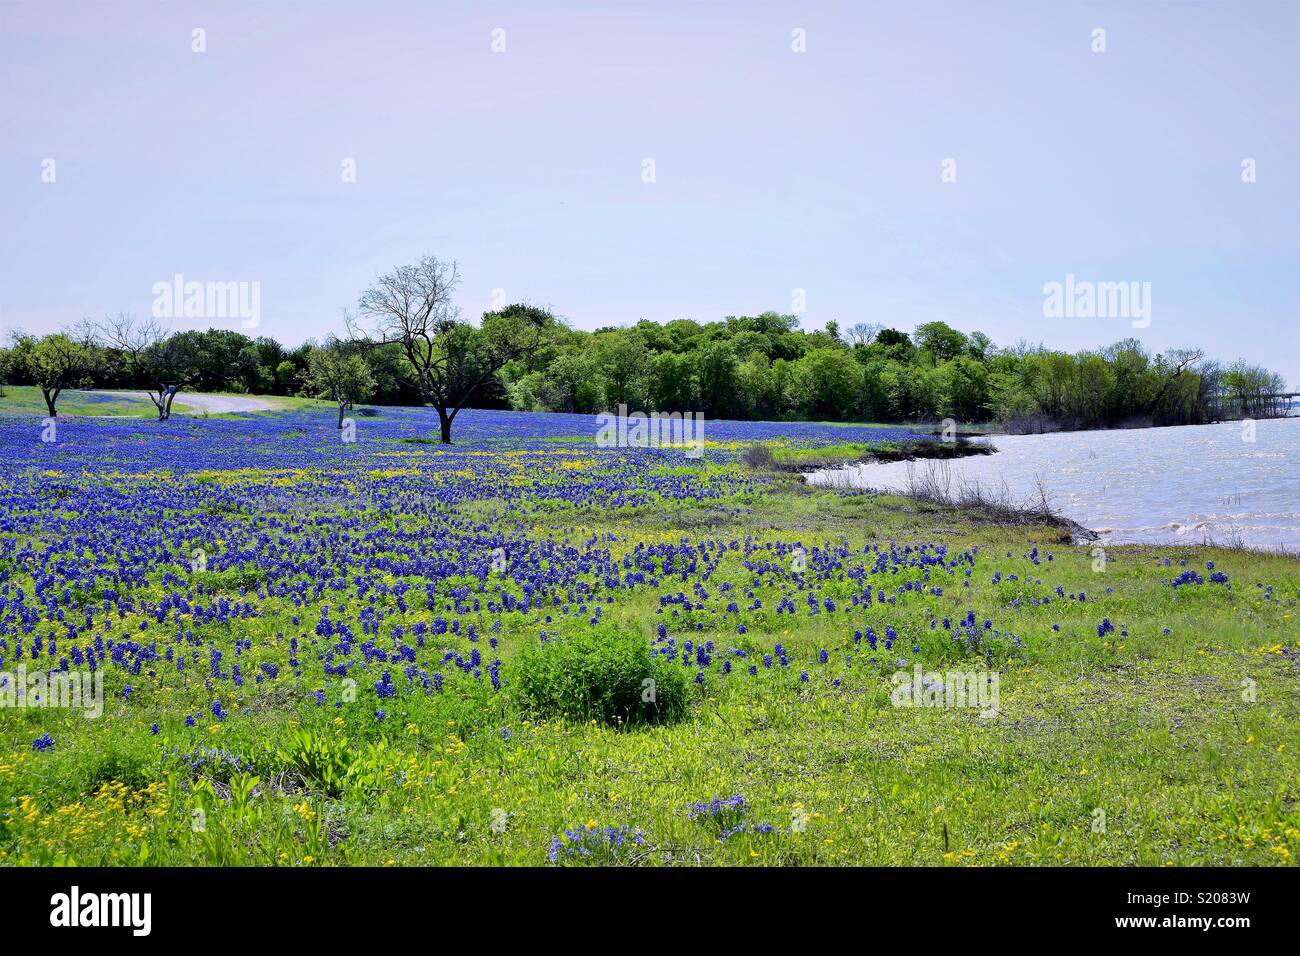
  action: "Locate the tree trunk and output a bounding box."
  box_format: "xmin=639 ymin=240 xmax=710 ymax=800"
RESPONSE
xmin=42 ymin=388 xmax=58 ymax=417
xmin=338 ymin=400 xmax=346 ymax=429
xmin=437 ymin=407 xmax=453 ymax=444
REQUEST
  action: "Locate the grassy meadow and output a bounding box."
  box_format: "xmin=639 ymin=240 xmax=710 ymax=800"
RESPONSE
xmin=0 ymin=386 xmax=320 ymax=419
xmin=0 ymin=405 xmax=1296 ymax=867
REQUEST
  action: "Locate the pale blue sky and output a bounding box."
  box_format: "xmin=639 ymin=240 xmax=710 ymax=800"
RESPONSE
xmin=2 ymin=0 xmax=1297 ymax=386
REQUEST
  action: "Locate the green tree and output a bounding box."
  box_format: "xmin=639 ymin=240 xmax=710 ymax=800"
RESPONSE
xmin=26 ymin=331 xmax=100 ymax=416
xmin=592 ymin=329 xmax=653 ymax=410
xmin=914 ymin=321 xmax=968 ymax=364
xmin=880 ymin=360 xmax=940 ymax=421
xmin=364 ymin=342 xmax=422 ymax=406
xmin=875 ymin=328 xmax=912 ymax=348
xmin=786 ymin=349 xmax=864 ymax=421
xmin=693 ymin=340 xmax=739 ymax=418
xmin=935 ymin=356 xmax=989 ymax=421
xmin=649 ymin=351 xmax=696 ymax=411
xmin=306 ymin=342 xmax=377 ymax=428
xmin=736 ymin=351 xmax=780 ymax=420
xmin=274 ymin=360 xmax=298 ymax=395
xmin=544 ymin=349 xmax=603 ymax=413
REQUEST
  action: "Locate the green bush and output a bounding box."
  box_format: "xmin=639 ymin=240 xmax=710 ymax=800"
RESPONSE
xmin=516 ymin=628 xmax=689 ymax=727
xmin=274 ymin=728 xmax=356 ymax=796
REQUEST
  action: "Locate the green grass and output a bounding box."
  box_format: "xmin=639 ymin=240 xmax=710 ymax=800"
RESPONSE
xmin=768 ymin=438 xmax=991 ymax=468
xmin=0 ymin=386 xmax=323 ymax=418
xmin=0 ymin=386 xmax=155 ymax=417
xmin=803 ymin=418 xmax=915 ymax=430
xmin=771 ymin=441 xmax=877 ymax=461
xmin=1 ymin=470 xmax=1296 ymax=867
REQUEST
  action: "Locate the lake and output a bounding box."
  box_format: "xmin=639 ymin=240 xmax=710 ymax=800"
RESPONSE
xmin=806 ymin=417 xmax=1300 ymax=552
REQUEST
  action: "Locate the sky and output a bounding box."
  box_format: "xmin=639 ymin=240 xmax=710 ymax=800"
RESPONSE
xmin=2 ymin=0 xmax=1297 ymax=387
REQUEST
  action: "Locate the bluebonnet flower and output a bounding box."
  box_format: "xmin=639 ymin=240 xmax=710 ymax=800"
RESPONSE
xmin=548 ymin=824 xmax=644 ymax=863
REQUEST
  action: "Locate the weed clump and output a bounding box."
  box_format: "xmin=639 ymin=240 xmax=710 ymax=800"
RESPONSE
xmin=516 ymin=628 xmax=689 ymax=727
xmin=743 ymin=443 xmax=776 ymax=469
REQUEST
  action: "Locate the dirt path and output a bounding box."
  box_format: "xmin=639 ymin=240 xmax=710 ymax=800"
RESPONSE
xmin=98 ymin=391 xmax=281 ymax=413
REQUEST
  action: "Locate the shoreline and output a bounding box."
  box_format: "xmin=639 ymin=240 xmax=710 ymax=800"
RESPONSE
xmin=768 ymin=436 xmax=995 ymax=473
xmin=800 ymin=428 xmax=1300 ymax=555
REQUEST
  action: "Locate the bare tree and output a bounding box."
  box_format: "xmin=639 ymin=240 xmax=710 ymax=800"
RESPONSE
xmin=347 ymin=255 xmax=553 ymax=443
xmin=1149 ymin=347 xmax=1206 ymax=423
xmin=93 ymin=313 xmax=197 ymax=420
xmin=1161 ymin=348 xmax=1204 ymax=376
xmin=846 ymin=322 xmax=883 ymax=347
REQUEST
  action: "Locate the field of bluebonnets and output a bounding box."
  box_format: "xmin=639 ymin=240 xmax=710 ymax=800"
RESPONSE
xmin=0 ymin=404 xmax=1297 ymax=866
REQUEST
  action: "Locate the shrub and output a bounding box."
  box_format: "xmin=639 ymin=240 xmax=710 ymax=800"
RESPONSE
xmin=82 ymin=747 xmax=155 ymax=791
xmin=275 ymin=729 xmax=355 ymax=796
xmin=743 ymin=443 xmax=775 ymax=469
xmin=516 ymin=628 xmax=689 ymax=727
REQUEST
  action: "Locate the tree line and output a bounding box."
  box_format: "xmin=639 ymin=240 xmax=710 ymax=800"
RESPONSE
xmin=0 ymin=255 xmax=553 ymax=442
xmin=499 ymin=315 xmax=1289 ymax=432
xmin=1 ymin=253 xmax=1290 ymax=441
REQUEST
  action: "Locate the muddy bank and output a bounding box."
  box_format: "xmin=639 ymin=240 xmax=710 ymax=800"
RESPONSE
xmin=769 ymin=437 xmax=994 ymax=473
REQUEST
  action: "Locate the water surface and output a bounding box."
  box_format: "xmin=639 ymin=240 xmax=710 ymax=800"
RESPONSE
xmin=807 ymin=418 xmax=1300 ymax=551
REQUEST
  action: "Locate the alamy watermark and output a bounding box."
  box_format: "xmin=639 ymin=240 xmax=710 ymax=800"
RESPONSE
xmin=1 ymin=665 xmax=104 ymax=718
xmin=595 ymin=404 xmax=705 ymax=459
xmin=50 ymin=886 xmax=151 ymax=936
xmin=890 ymin=663 xmax=999 ymax=718
xmin=1042 ymin=273 xmax=1150 ymax=329
xmin=152 ymin=273 xmax=260 ymax=329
